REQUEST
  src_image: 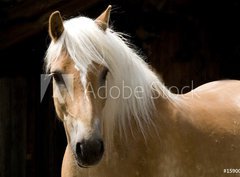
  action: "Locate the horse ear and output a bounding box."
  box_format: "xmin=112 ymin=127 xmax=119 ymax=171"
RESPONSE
xmin=49 ymin=11 xmax=64 ymax=41
xmin=95 ymin=5 xmax=112 ymax=31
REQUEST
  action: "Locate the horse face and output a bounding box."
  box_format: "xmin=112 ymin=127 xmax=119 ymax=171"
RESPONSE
xmin=47 ymin=6 xmax=112 ymax=168
xmin=50 ymin=52 xmax=106 ymax=167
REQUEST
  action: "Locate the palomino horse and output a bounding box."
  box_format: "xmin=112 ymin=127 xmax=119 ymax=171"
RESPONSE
xmin=45 ymin=5 xmax=240 ymax=177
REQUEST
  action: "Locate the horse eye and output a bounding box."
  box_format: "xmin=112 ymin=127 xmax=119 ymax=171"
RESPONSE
xmin=52 ymin=72 xmax=64 ymax=84
xmin=99 ymin=68 xmax=109 ymax=83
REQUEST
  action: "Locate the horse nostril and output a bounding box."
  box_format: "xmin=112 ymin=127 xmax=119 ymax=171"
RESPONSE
xmin=75 ymin=139 xmax=104 ymax=167
xmin=76 ymin=142 xmax=84 ymax=157
xmin=98 ymin=140 xmax=104 ymax=155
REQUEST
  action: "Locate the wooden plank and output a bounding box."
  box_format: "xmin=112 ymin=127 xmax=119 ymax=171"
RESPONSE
xmin=0 ymin=78 xmax=11 ymax=177
xmin=0 ymin=77 xmax=27 ymax=177
xmin=10 ymin=77 xmax=27 ymax=177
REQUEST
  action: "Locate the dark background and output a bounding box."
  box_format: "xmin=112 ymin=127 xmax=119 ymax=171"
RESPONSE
xmin=0 ymin=0 xmax=240 ymax=177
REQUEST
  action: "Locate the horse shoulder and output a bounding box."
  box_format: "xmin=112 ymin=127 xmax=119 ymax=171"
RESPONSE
xmin=175 ymin=80 xmax=240 ymax=134
xmin=159 ymin=80 xmax=240 ymax=176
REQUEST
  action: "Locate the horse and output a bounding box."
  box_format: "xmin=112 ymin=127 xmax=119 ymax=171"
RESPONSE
xmin=45 ymin=5 xmax=240 ymax=177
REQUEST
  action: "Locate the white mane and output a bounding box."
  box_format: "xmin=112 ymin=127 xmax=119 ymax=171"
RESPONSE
xmin=45 ymin=16 xmax=174 ymax=139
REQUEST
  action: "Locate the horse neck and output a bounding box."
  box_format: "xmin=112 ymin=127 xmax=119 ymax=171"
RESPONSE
xmin=102 ymin=45 xmax=176 ymax=144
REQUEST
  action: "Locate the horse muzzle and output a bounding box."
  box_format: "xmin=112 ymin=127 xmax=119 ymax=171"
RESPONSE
xmin=74 ymin=138 xmax=104 ymax=167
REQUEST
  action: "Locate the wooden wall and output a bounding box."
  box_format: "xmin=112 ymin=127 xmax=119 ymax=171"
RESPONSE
xmin=0 ymin=76 xmax=66 ymax=177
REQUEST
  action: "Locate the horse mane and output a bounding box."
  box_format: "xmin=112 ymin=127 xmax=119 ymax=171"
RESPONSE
xmin=45 ymin=16 xmax=175 ymax=139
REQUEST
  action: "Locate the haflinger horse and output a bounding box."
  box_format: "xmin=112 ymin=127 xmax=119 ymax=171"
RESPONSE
xmin=45 ymin=5 xmax=240 ymax=177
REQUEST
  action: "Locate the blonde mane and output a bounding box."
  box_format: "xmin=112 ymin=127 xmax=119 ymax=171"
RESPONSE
xmin=45 ymin=16 xmax=175 ymax=139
